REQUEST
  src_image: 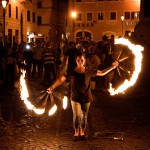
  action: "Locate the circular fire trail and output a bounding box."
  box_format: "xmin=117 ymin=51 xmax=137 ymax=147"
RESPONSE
xmin=18 ymin=70 xmax=68 ymax=115
xmin=109 ymin=38 xmax=144 ymax=95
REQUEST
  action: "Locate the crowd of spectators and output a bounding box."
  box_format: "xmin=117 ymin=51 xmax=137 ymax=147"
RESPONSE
xmin=0 ymin=35 xmax=115 ymax=91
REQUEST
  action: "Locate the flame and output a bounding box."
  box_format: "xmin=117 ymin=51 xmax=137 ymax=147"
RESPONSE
xmin=19 ymin=69 xmax=68 ymax=115
xmin=109 ymin=38 xmax=144 ymax=95
xmin=63 ymin=96 xmax=68 ymax=109
xmin=33 ymin=108 xmax=45 ymax=114
xmin=20 ymin=69 xmax=46 ymax=114
xmin=20 ymin=69 xmax=34 ymax=110
xmin=48 ymin=104 xmax=57 ymax=116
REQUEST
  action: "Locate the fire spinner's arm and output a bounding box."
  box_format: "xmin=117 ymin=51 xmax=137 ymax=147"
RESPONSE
xmin=47 ymin=75 xmax=66 ymax=93
xmin=96 ymin=61 xmax=119 ymax=76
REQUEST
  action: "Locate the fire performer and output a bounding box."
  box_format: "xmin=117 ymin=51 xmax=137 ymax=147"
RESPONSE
xmin=47 ymin=51 xmax=119 ymax=141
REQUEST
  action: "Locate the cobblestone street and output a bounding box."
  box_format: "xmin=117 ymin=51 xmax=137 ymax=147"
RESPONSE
xmin=0 ymin=72 xmax=150 ymax=150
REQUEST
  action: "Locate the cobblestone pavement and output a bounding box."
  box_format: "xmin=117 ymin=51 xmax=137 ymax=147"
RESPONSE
xmin=0 ymin=73 xmax=150 ymax=150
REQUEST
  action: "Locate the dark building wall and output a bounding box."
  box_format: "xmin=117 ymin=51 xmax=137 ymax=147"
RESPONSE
xmin=144 ymin=1 xmax=150 ymax=18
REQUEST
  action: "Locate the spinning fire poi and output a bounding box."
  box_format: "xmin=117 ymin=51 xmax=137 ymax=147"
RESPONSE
xmin=19 ymin=69 xmax=68 ymax=115
xmin=108 ymin=38 xmax=144 ymax=95
xmin=18 ymin=38 xmax=143 ymax=117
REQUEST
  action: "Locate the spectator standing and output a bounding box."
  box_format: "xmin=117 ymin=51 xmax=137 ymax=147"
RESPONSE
xmin=23 ymin=43 xmax=33 ymax=79
xmin=2 ymin=46 xmax=17 ymax=89
xmin=16 ymin=48 xmax=24 ymax=76
xmin=0 ymin=42 xmax=5 ymax=82
xmin=102 ymin=35 xmax=115 ymax=92
xmin=86 ymin=52 xmax=101 ymax=70
xmin=43 ymin=42 xmax=56 ymax=84
xmin=32 ymin=40 xmax=45 ymax=78
xmin=63 ymin=42 xmax=80 ymax=76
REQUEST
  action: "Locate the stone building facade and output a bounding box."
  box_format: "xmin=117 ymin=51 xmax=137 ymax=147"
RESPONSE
xmin=0 ymin=0 xmax=68 ymax=45
xmin=134 ymin=0 xmax=150 ymax=45
xmin=67 ymin=0 xmax=140 ymax=42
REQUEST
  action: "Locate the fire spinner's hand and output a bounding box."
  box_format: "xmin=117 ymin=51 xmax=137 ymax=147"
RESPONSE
xmin=46 ymin=87 xmax=53 ymax=94
xmin=112 ymin=61 xmax=119 ymax=69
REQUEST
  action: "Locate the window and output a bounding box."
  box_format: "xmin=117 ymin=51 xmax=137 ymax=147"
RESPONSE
xmin=37 ymin=16 xmax=42 ymax=25
xmin=76 ymin=0 xmax=82 ymax=2
xmin=32 ymin=12 xmax=36 ymax=23
xmin=125 ymin=12 xmax=130 ymax=19
xmin=87 ymin=13 xmax=93 ymax=21
xmin=110 ymin=12 xmax=116 ymax=20
xmin=8 ymin=29 xmax=12 ymax=45
xmin=131 ymin=11 xmax=139 ymax=19
xmin=8 ymin=4 xmax=11 ymax=18
xmin=98 ymin=12 xmax=104 ymax=20
xmin=16 ymin=6 xmax=18 ymax=19
xmin=86 ymin=0 xmax=93 ymax=2
xmin=76 ymin=13 xmax=82 ymax=21
xmin=37 ymin=1 xmax=42 ymax=8
xmin=27 ymin=11 xmax=30 ymax=21
xmin=15 ymin=30 xmax=19 ymax=43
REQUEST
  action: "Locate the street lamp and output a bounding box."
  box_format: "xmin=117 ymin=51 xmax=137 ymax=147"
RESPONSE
xmin=71 ymin=11 xmax=77 ymax=41
xmin=121 ymin=15 xmax=124 ymax=37
xmin=2 ymin=0 xmax=8 ymax=46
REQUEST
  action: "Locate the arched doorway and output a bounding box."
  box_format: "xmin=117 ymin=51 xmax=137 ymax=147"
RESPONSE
xmin=76 ymin=31 xmax=92 ymax=42
xmin=102 ymin=31 xmax=116 ymax=39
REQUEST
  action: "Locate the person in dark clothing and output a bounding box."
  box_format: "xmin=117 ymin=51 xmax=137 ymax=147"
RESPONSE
xmin=2 ymin=46 xmax=17 ymax=89
xmin=32 ymin=40 xmax=45 ymax=78
xmin=0 ymin=42 xmax=5 ymax=82
xmin=23 ymin=43 xmax=33 ymax=79
xmin=47 ymin=51 xmax=119 ymax=141
xmin=43 ymin=42 xmax=56 ymax=84
xmin=63 ymin=42 xmax=80 ymax=75
xmin=102 ymin=35 xmax=115 ymax=91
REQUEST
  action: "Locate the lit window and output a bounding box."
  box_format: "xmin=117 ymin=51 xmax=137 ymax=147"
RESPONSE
xmin=131 ymin=11 xmax=139 ymax=19
xmin=98 ymin=12 xmax=104 ymax=20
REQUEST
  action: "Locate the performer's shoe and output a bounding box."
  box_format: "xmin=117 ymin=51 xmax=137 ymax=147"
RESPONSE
xmin=81 ymin=135 xmax=88 ymax=140
xmin=73 ymin=136 xmax=79 ymax=141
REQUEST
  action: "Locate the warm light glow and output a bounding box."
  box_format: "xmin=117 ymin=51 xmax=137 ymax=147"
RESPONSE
xmin=108 ymin=38 xmax=144 ymax=95
xmin=63 ymin=96 xmax=68 ymax=109
xmin=19 ymin=68 xmax=68 ymax=116
xmin=48 ymin=105 xmax=57 ymax=116
xmin=2 ymin=0 xmax=7 ymax=8
xmin=20 ymin=69 xmax=35 ymax=110
xmin=33 ymin=108 xmax=45 ymax=114
xmin=121 ymin=15 xmax=124 ymax=21
xmin=71 ymin=11 xmax=77 ymax=18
